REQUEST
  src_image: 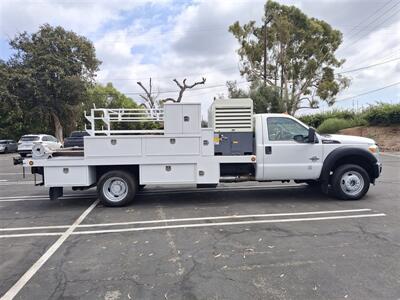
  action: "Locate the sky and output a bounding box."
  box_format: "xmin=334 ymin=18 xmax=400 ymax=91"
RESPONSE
xmin=0 ymin=0 xmax=399 ymax=117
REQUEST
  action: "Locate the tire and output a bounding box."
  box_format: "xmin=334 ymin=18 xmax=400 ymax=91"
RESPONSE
xmin=331 ymin=164 xmax=370 ymax=200
xmin=4 ymin=147 xmax=8 ymax=154
xmin=97 ymin=170 xmax=137 ymax=207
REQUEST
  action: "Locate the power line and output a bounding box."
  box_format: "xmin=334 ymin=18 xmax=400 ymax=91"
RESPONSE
xmin=337 ymin=56 xmax=400 ymax=74
xmin=104 ymin=51 xmax=400 ymax=83
xmin=122 ymin=80 xmax=249 ymax=95
xmin=342 ymin=0 xmax=397 ymax=41
xmin=339 ymin=0 xmax=400 ymax=53
xmin=119 ymin=57 xmax=399 ymax=95
xmin=335 ymin=81 xmax=400 ymax=102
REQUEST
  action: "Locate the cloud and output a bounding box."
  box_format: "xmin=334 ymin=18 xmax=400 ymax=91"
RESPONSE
xmin=0 ymin=0 xmax=398 ymax=118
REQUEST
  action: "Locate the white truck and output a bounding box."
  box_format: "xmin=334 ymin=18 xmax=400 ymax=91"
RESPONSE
xmin=22 ymin=99 xmax=382 ymax=206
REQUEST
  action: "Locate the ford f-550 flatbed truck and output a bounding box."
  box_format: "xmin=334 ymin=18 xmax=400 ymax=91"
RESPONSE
xmin=22 ymin=99 xmax=382 ymax=206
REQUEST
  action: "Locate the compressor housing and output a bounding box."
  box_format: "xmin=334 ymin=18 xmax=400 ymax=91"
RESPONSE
xmin=208 ymin=98 xmax=254 ymax=156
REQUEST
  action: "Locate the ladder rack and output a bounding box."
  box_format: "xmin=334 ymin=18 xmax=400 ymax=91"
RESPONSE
xmin=85 ymin=108 xmax=164 ymax=136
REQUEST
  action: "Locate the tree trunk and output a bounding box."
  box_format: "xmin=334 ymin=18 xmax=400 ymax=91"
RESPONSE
xmin=51 ymin=112 xmax=63 ymax=143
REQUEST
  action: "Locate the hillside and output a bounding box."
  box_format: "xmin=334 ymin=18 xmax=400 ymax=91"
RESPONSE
xmin=339 ymin=125 xmax=400 ymax=152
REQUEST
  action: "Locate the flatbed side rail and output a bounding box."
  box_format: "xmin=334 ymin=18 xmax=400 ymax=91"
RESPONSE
xmin=85 ymin=108 xmax=164 ymax=136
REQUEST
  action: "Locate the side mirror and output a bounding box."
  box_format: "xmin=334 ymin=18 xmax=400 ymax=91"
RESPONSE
xmin=307 ymin=127 xmax=316 ymax=144
xmin=293 ymin=135 xmax=305 ymax=143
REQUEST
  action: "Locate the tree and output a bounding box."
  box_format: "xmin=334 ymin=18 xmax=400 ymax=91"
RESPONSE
xmin=8 ymin=24 xmax=101 ymax=141
xmin=136 ymin=78 xmax=160 ymax=109
xmin=163 ymin=77 xmax=206 ymax=103
xmin=82 ymin=83 xmax=159 ymax=131
xmin=226 ymin=80 xmax=249 ymax=98
xmin=226 ymin=80 xmax=283 ymax=114
xmin=137 ymin=77 xmax=207 ymax=107
xmin=85 ymin=82 xmax=138 ymax=110
xmin=229 ymin=0 xmax=349 ymax=114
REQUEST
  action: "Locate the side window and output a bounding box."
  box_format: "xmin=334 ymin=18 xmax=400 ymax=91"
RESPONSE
xmin=267 ymin=117 xmax=309 ymax=141
xmin=42 ymin=136 xmax=49 ymax=142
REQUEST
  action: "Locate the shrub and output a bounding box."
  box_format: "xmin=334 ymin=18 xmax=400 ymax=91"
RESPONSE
xmin=317 ymin=118 xmax=353 ymax=134
xmin=299 ymin=109 xmax=356 ymax=128
xmin=362 ymin=103 xmax=400 ymax=126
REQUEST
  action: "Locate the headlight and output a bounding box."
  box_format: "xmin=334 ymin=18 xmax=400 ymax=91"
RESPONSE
xmin=368 ymin=145 xmax=379 ymax=154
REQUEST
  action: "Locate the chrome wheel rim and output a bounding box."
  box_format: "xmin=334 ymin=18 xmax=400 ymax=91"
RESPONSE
xmin=340 ymin=171 xmax=364 ymax=196
xmin=102 ymin=177 xmax=128 ymax=202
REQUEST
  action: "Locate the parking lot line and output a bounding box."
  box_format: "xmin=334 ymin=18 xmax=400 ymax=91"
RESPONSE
xmin=72 ymin=213 xmax=386 ymax=236
xmin=0 ymin=208 xmax=373 ymax=232
xmin=0 ymin=212 xmax=385 ymax=239
xmin=1 ymin=199 xmax=99 ymax=300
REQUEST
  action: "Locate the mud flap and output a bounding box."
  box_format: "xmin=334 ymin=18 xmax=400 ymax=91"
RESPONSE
xmin=49 ymin=187 xmax=63 ymax=201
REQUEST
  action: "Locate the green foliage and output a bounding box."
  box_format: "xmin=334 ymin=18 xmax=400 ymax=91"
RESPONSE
xmin=226 ymin=81 xmax=249 ymax=98
xmin=78 ymin=83 xmax=148 ymax=131
xmin=5 ymin=24 xmax=101 ymax=141
xmin=299 ymin=109 xmax=356 ymax=128
xmin=226 ymin=80 xmax=283 ymax=113
xmin=229 ymin=0 xmax=349 ymax=114
xmin=301 ymin=103 xmax=399 ymax=134
xmin=317 ymin=118 xmax=353 ymax=134
xmin=250 ymin=81 xmax=283 ymax=113
xmin=362 ymin=103 xmax=400 ymax=126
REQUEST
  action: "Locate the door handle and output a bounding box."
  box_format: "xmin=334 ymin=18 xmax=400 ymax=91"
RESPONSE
xmin=265 ymin=146 xmax=272 ymax=155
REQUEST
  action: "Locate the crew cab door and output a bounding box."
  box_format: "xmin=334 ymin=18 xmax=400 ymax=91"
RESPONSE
xmin=261 ymin=116 xmax=323 ymax=180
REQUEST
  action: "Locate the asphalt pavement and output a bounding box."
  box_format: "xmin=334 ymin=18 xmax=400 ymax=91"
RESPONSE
xmin=0 ymin=152 xmax=399 ymax=300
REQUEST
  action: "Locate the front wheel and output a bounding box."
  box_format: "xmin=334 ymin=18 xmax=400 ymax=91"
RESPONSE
xmin=97 ymin=170 xmax=137 ymax=207
xmin=331 ymin=164 xmax=370 ymax=200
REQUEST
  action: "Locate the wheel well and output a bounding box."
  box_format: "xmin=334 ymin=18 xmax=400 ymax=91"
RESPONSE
xmin=329 ymin=155 xmax=373 ymax=183
xmin=95 ymin=165 xmax=139 ymax=182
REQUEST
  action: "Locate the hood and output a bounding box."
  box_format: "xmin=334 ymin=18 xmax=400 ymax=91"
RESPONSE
xmin=321 ymin=134 xmax=375 ymax=145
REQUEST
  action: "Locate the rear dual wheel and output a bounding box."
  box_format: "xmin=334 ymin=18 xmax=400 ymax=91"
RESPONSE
xmin=97 ymin=170 xmax=137 ymax=207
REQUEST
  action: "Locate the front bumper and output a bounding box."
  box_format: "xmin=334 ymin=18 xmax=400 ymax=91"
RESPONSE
xmin=371 ymin=162 xmax=382 ymax=183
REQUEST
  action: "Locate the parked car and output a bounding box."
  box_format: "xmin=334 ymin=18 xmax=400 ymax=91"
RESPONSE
xmin=18 ymin=134 xmax=62 ymax=157
xmin=63 ymin=131 xmax=89 ymax=148
xmin=0 ymin=140 xmax=18 ymax=153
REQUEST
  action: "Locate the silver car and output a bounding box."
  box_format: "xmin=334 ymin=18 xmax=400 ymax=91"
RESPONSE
xmin=0 ymin=140 xmax=18 ymax=153
xmin=18 ymin=134 xmax=62 ymax=157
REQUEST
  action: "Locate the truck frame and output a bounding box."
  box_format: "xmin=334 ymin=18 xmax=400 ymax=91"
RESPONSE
xmin=23 ymin=102 xmax=382 ymax=206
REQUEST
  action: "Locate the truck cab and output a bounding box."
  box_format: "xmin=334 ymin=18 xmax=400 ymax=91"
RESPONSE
xmin=253 ymin=113 xmax=381 ymax=198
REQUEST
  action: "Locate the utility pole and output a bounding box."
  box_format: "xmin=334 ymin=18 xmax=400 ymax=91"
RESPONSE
xmin=263 ymin=19 xmax=267 ymax=85
xmin=263 ymin=16 xmax=273 ymax=85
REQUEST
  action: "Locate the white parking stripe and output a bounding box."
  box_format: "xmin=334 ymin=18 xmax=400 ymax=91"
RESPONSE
xmin=0 ymin=198 xmax=49 ymax=202
xmin=0 ymin=208 xmax=373 ymax=232
xmin=73 ymin=213 xmax=387 ymax=235
xmin=0 ymin=173 xmax=23 ymax=175
xmin=381 ymin=153 xmax=400 ymax=158
xmin=0 ymin=193 xmax=96 ymax=200
xmin=1 ymin=199 xmax=99 ymax=300
xmin=0 ymin=212 xmax=386 ymax=239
